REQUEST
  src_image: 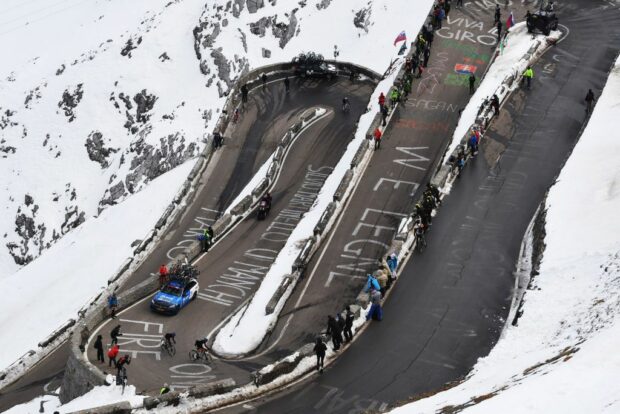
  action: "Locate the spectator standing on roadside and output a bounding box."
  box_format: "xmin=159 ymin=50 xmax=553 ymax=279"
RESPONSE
xmin=523 ymin=66 xmax=534 ymax=89
xmin=381 ymin=104 xmax=389 ymax=127
xmin=314 ymin=337 xmax=327 ymax=373
xmin=111 ymin=324 xmax=122 ymax=345
xmin=158 ymin=263 xmax=169 ymax=287
xmin=491 ymin=94 xmax=500 ymax=115
xmin=375 ymin=269 xmax=388 ymax=296
xmin=585 ymin=89 xmax=596 ymax=114
xmin=423 ymin=47 xmax=431 ymax=68
xmin=494 ymin=4 xmax=501 ymax=24
xmin=107 ymin=293 xmax=118 ymax=319
xmin=496 ymin=21 xmax=503 ymax=43
xmin=116 ymin=354 xmax=131 ymax=377
xmin=378 ymin=92 xmax=386 ymax=109
xmin=261 ymin=73 xmax=267 ymax=88
xmin=241 ymin=84 xmax=248 ymax=104
xmin=364 ymin=273 xmax=381 ymax=293
xmin=469 ymin=73 xmax=476 ymax=94
xmin=386 ymin=253 xmax=398 ymax=279
xmin=343 ymin=306 xmax=354 ymax=343
xmin=94 ymin=335 xmax=105 ymax=363
xmin=373 ymin=127 xmax=382 ymax=150
xmin=326 ymin=315 xmax=343 ymax=351
xmin=456 ymin=0 xmax=463 ymax=8
xmin=284 ymin=76 xmax=290 ymax=93
xmin=444 ymin=0 xmax=451 ymax=16
xmin=108 ymin=343 xmax=119 ymax=367
xmin=366 ymin=289 xmax=383 ymax=321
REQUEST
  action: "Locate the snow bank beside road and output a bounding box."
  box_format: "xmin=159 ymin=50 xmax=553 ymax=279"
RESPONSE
xmin=0 ymin=161 xmax=195 ymax=372
xmin=445 ymin=23 xmax=556 ymax=161
xmin=390 ymin=53 xmax=620 ymax=414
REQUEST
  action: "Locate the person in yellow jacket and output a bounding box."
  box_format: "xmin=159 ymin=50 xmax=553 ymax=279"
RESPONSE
xmin=523 ymin=66 xmax=534 ymax=89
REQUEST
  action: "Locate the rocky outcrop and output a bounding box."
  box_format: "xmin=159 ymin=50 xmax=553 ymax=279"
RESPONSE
xmin=247 ymin=0 xmax=265 ymax=14
xmin=120 ymin=36 xmax=142 ymax=58
xmin=354 ymin=6 xmax=372 ymax=33
xmin=85 ymin=131 xmax=118 ymax=168
xmin=316 ymin=0 xmax=331 ymax=10
xmin=121 ymin=89 xmax=158 ymax=134
xmin=273 ymin=11 xmax=298 ymax=48
xmin=58 ymin=84 xmax=84 ymax=122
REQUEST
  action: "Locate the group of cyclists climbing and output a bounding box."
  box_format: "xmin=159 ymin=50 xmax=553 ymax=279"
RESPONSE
xmin=160 ymin=332 xmax=212 ymax=363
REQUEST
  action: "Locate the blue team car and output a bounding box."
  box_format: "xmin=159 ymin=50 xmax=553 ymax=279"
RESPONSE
xmin=150 ymin=278 xmax=199 ymax=314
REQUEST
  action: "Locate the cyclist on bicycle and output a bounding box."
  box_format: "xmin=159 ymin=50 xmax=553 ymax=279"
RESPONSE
xmin=164 ymin=332 xmax=176 ymax=347
xmin=195 ymin=337 xmax=209 ymax=353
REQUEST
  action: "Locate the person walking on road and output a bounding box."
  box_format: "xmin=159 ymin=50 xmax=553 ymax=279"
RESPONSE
xmin=241 ymin=84 xmax=248 ymax=104
xmin=494 ymin=4 xmax=501 ymax=24
xmin=314 ymin=337 xmax=327 ymax=373
xmin=326 ymin=315 xmax=343 ymax=351
xmin=423 ymin=47 xmax=431 ymax=68
xmin=261 ymin=73 xmax=267 ymax=88
xmin=94 ymin=334 xmax=105 ymax=363
xmin=456 ymin=0 xmax=463 ymax=8
xmin=111 ymin=324 xmax=122 ymax=345
xmin=116 ymin=354 xmax=131 ymax=378
xmin=469 ymin=73 xmax=476 ymax=94
xmin=373 ymin=127 xmax=382 ymax=150
xmin=284 ymin=76 xmax=290 ymax=93
xmin=523 ymin=66 xmax=534 ymax=89
xmin=585 ymin=89 xmax=596 ymax=114
xmin=496 ymin=21 xmax=503 ymax=43
xmin=107 ymin=343 xmax=119 ymax=367
xmin=343 ymin=306 xmax=354 ymax=343
xmin=158 ymin=263 xmax=169 ymax=287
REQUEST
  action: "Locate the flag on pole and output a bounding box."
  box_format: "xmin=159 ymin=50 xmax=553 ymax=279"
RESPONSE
xmin=506 ymin=12 xmax=515 ymax=30
xmin=393 ymin=30 xmax=407 ymax=46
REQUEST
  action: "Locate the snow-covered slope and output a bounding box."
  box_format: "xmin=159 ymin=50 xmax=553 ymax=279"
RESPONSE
xmin=390 ymin=54 xmax=620 ymax=414
xmin=0 ymin=0 xmax=423 ymax=273
xmin=0 ymin=0 xmax=431 ymax=373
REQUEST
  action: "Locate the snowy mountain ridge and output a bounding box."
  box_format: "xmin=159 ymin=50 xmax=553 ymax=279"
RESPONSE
xmin=0 ymin=0 xmax=414 ymax=275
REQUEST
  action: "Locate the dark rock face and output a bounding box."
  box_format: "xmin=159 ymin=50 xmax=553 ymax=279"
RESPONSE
xmin=121 ymin=36 xmax=142 ymax=57
xmin=56 ymin=64 xmax=66 ymax=76
xmin=354 ymin=6 xmax=372 ymax=32
xmin=247 ymin=0 xmax=265 ymax=13
xmin=58 ymin=84 xmax=84 ymax=122
xmin=85 ymin=131 xmax=119 ymax=168
xmin=272 ymin=11 xmax=297 ymax=48
xmin=1 ymin=108 xmax=18 ymax=130
xmin=316 ymin=0 xmax=331 ymax=10
xmin=6 ymin=198 xmax=48 ymax=266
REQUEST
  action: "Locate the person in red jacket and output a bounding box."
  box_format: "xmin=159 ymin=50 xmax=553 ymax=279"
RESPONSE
xmin=373 ymin=127 xmax=382 ymax=150
xmin=378 ymin=92 xmax=386 ymax=109
xmin=107 ymin=344 xmax=119 ymax=367
xmin=158 ymin=264 xmax=169 ymax=287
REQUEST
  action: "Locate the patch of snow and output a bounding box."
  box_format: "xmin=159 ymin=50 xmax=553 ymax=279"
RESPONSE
xmin=0 ymin=161 xmax=195 ymax=371
xmin=4 ymin=382 xmax=144 ymax=414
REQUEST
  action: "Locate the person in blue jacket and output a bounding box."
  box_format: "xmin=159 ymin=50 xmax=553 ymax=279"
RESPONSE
xmin=386 ymin=253 xmax=398 ymax=278
xmin=108 ymin=293 xmax=118 ymax=319
xmin=364 ymin=274 xmax=380 ymax=293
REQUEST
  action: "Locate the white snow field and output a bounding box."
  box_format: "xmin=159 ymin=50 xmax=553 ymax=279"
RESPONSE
xmin=389 ymin=54 xmax=620 ymax=414
xmin=0 ymin=0 xmax=435 ymax=379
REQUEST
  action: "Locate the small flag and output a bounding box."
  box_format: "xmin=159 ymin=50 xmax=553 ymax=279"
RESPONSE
xmin=506 ymin=12 xmax=515 ymax=30
xmin=398 ymin=43 xmax=407 ymax=55
xmin=393 ymin=30 xmax=407 ymax=46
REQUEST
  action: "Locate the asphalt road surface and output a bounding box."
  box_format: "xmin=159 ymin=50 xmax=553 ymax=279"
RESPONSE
xmin=228 ymin=1 xmax=620 ymax=413
xmin=87 ymin=78 xmax=376 ymax=392
xmin=0 ymin=76 xmax=375 ymax=410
